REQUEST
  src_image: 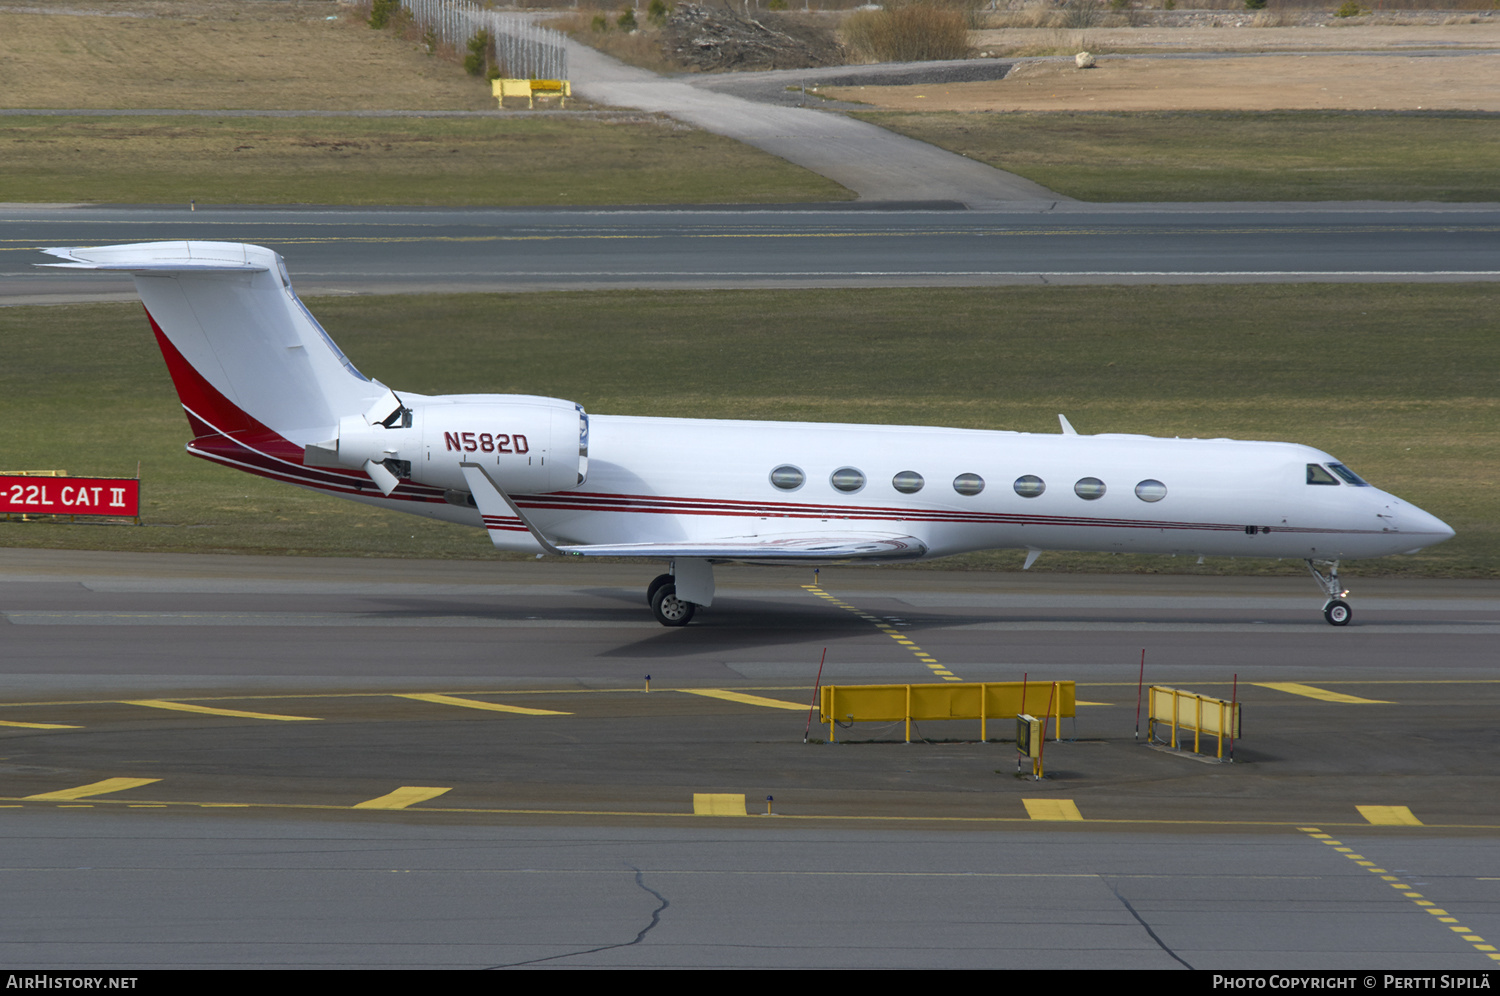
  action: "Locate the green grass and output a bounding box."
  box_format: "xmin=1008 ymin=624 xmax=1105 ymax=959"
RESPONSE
xmin=3 ymin=284 xmax=1495 ymax=577
xmin=853 ymin=111 xmax=1500 ymax=201
xmin=0 ymin=115 xmax=853 ymax=206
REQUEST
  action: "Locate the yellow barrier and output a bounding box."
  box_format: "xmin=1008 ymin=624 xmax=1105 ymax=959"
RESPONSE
xmin=1147 ymin=685 xmax=1241 ymax=760
xmin=820 ymin=681 xmax=1074 ymax=743
xmin=492 ymin=78 xmax=571 ymax=109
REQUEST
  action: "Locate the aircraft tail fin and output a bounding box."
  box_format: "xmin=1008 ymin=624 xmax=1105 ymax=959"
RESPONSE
xmin=40 ymin=242 xmax=385 ymax=444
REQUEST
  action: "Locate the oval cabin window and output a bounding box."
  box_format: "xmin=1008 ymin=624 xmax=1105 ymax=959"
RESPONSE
xmin=953 ymin=473 xmax=985 ymax=496
xmin=892 ymin=471 xmax=924 ymax=494
xmin=1013 ymin=475 xmax=1045 ymax=498
xmin=830 ymin=467 xmax=866 ymax=493
xmin=770 ymin=465 xmax=805 ymax=491
xmin=1074 ymin=477 xmax=1106 ymax=501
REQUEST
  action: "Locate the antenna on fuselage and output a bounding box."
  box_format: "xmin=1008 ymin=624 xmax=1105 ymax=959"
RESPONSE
xmin=1058 ymin=414 xmax=1078 ymax=435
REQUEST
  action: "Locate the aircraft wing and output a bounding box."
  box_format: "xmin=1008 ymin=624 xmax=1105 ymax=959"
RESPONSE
xmin=551 ymin=534 xmax=926 ymax=561
xmin=458 ymin=463 xmax=924 ymax=562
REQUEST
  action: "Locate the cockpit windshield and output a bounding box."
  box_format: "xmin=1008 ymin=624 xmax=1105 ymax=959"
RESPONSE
xmin=1326 ymin=462 xmax=1370 ymax=487
xmin=1307 ymin=464 xmax=1339 ymax=485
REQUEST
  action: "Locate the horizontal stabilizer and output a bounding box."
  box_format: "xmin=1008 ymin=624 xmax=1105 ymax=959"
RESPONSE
xmin=39 ymin=243 xmax=269 ymax=272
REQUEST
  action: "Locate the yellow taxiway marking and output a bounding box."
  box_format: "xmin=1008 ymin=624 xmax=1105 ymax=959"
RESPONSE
xmin=693 ymin=793 xmax=747 ymax=816
xmin=1302 ymin=826 xmax=1500 ymax=962
xmin=1358 ymin=805 xmax=1423 ymax=826
xmin=394 ymin=693 xmax=569 ymax=716
xmin=124 ymin=699 xmax=321 ymax=721
xmin=803 ymin=584 xmax=963 ymax=682
xmin=1255 ymin=682 xmax=1394 ymax=704
xmin=0 ymin=720 xmax=79 ymax=729
xmin=1022 ymin=799 xmax=1083 ymax=821
xmin=24 ymin=777 xmax=161 ymax=801
xmin=352 ymin=786 xmax=453 ymax=810
xmin=681 ymin=689 xmax=805 ymax=711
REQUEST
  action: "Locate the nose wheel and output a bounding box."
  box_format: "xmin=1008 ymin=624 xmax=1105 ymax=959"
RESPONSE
xmin=1323 ymin=599 xmax=1352 ymax=626
xmin=1307 ymin=559 xmax=1352 ymax=627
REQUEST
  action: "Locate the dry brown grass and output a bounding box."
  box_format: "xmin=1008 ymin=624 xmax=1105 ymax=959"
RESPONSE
xmin=0 ymin=1 xmax=495 ymax=110
xmin=549 ymin=12 xmax=687 ymax=75
xmin=842 ymin=2 xmax=972 ymax=62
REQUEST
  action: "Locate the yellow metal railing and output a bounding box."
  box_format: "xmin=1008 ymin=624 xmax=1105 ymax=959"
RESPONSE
xmin=820 ymin=681 xmax=1074 ymax=743
xmin=1147 ymin=685 xmax=1240 ymax=760
xmin=492 ymin=78 xmax=570 ymax=109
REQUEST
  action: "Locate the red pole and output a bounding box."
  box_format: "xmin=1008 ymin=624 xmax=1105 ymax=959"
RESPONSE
xmin=1134 ymin=648 xmax=1146 ymax=741
xmin=1229 ymin=672 xmax=1238 ymax=763
xmin=803 ymin=647 xmax=827 ymax=743
xmin=1037 ymin=681 xmax=1057 ymax=777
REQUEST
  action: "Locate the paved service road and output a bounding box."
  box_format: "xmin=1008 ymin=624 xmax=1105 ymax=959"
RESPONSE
xmin=4 ymin=203 xmax=1499 ymax=304
xmin=3 ymin=550 xmax=1498 ymax=968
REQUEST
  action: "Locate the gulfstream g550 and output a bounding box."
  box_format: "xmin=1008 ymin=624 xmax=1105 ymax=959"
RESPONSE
xmin=42 ymin=241 xmax=1453 ymax=626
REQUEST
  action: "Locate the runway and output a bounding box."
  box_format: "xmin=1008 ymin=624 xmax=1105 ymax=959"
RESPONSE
xmin=5 ymin=191 xmax=1500 ymax=967
xmin=4 ymin=203 xmax=1500 ymax=304
xmin=3 ymin=550 xmax=1498 ymax=968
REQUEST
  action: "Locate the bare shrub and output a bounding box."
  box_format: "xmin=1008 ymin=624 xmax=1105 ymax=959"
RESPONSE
xmin=843 ymin=2 xmax=971 ymax=63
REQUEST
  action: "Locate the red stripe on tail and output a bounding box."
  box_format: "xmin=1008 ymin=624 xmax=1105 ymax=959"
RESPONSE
xmin=145 ymin=305 xmax=269 ymax=438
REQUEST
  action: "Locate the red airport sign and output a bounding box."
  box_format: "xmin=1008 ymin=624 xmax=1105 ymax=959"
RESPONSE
xmin=1 ymin=476 xmax=140 ymax=517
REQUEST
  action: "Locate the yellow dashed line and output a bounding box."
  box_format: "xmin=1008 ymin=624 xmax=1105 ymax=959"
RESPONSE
xmin=1023 ymin=799 xmax=1083 ymax=821
xmin=24 ymin=777 xmax=161 ymax=801
xmin=124 ymin=699 xmax=321 ymax=721
xmin=1255 ymin=683 xmax=1393 ymax=704
xmin=1301 ymin=825 xmax=1500 ymax=962
xmin=693 ymin=793 xmax=746 ymax=816
xmin=681 ymin=689 xmax=805 ymax=711
xmin=805 ymin=584 xmax=962 ymax=681
xmin=352 ymin=786 xmax=452 ymax=810
xmin=394 ymin=693 xmax=569 ymax=716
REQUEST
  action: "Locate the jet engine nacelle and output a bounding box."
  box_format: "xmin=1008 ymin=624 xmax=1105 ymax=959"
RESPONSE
xmin=306 ymin=390 xmax=588 ymax=497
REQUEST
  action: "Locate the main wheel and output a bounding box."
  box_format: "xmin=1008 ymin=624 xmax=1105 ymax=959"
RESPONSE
xmin=646 ymin=573 xmax=674 ymax=607
xmin=651 ymin=584 xmax=696 ymax=627
xmin=1323 ymin=599 xmax=1352 ymax=626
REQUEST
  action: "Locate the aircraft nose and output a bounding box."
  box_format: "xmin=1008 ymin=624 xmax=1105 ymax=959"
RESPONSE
xmin=1404 ymin=504 xmax=1455 ymax=549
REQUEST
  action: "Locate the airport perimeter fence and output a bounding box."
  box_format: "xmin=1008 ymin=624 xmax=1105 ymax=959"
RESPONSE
xmin=399 ymin=0 xmax=569 ymax=81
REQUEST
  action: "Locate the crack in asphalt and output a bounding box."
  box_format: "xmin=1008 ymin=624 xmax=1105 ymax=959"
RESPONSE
xmin=487 ymin=865 xmax=669 ymax=969
xmin=1107 ymin=878 xmax=1194 ymax=970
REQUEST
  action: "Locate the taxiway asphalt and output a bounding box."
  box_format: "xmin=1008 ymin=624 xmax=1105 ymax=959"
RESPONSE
xmin=5 ymin=203 xmax=1500 ymax=305
xmin=2 ymin=550 xmax=1498 ymax=968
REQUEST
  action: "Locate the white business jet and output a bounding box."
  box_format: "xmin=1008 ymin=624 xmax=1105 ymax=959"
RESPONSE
xmin=43 ymin=241 xmax=1453 ymax=627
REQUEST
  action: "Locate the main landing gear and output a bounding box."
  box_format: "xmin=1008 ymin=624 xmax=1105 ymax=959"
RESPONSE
xmin=1307 ymin=559 xmax=1352 ymax=626
xmin=647 ymin=572 xmax=696 ymax=627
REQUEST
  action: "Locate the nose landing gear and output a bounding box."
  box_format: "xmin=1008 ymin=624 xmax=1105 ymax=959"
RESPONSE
xmin=1307 ymin=559 xmax=1352 ymax=626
